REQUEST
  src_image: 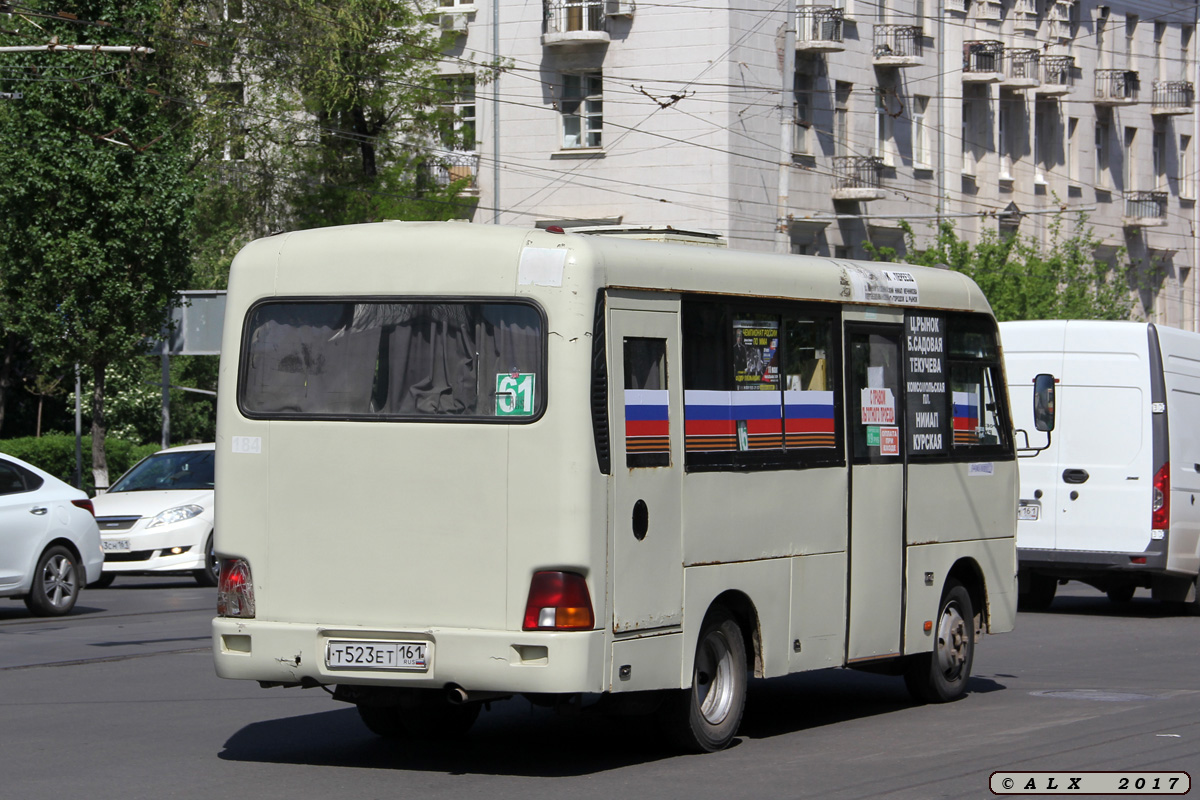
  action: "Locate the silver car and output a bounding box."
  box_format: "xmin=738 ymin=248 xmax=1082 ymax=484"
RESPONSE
xmin=0 ymin=452 xmax=103 ymax=616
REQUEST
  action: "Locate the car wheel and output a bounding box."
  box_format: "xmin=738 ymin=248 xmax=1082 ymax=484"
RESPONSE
xmin=194 ymin=533 xmax=219 ymax=587
xmin=89 ymin=573 xmax=116 ymax=589
xmin=658 ymin=607 xmax=747 ymax=753
xmin=904 ymin=580 xmax=975 ymax=704
xmin=24 ymin=545 xmax=82 ymax=617
xmin=1018 ymin=572 xmax=1057 ymax=612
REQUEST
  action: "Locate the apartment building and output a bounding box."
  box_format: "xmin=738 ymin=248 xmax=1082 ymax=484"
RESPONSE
xmin=435 ymin=0 xmax=1199 ymax=328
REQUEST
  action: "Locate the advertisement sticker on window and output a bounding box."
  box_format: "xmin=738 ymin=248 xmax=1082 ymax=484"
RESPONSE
xmin=496 ymin=373 xmax=536 ymax=416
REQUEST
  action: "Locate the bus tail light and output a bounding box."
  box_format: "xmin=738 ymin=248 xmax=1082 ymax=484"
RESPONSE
xmin=1152 ymin=461 xmax=1170 ymax=533
xmin=217 ymin=558 xmax=256 ymax=619
xmin=523 ymin=571 xmax=594 ymax=630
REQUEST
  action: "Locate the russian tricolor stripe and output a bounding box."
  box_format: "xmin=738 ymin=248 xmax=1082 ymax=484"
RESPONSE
xmin=684 ymin=390 xmax=836 ymax=451
xmin=952 ymin=391 xmax=980 ymax=444
xmin=626 ymin=389 xmax=670 ymax=454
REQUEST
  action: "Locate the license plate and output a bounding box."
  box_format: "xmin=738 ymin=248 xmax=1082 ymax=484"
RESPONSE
xmin=1018 ymin=503 xmax=1040 ymax=521
xmin=325 ymin=640 xmax=429 ymax=671
xmin=102 ymin=539 xmax=131 ymax=552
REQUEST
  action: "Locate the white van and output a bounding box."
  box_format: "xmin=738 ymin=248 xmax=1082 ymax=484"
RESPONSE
xmin=1001 ymin=320 xmax=1200 ymax=612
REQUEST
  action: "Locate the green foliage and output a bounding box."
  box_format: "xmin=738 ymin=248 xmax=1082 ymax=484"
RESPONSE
xmin=0 ymin=1 xmax=198 ymax=477
xmin=880 ymin=216 xmax=1134 ymax=322
xmin=0 ymin=433 xmax=159 ymax=493
xmin=173 ymin=0 xmax=475 ymax=251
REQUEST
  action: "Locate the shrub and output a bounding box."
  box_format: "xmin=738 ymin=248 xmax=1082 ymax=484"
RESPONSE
xmin=0 ymin=434 xmax=160 ymax=494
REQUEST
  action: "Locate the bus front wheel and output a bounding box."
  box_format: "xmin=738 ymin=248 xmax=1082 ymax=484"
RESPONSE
xmin=659 ymin=608 xmax=747 ymax=753
xmin=904 ymin=580 xmax=975 ymax=704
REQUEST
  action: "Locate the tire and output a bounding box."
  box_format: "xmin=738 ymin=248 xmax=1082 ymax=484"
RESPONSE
xmin=904 ymin=580 xmax=975 ymax=704
xmin=1185 ymin=575 xmax=1200 ymax=618
xmin=658 ymin=608 xmax=748 ymax=753
xmin=24 ymin=545 xmax=82 ymax=617
xmin=356 ymin=692 xmax=481 ymax=740
xmin=1106 ymin=585 xmax=1135 ymax=604
xmin=1018 ymin=573 xmax=1057 ymax=612
xmin=194 ymin=532 xmax=219 ymax=588
xmin=89 ymin=573 xmax=116 ymax=589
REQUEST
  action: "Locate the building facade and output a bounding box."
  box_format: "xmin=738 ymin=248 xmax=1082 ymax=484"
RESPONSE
xmin=436 ymin=0 xmax=1199 ymax=328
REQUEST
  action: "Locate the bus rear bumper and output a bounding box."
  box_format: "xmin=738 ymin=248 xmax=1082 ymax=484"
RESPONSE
xmin=212 ymin=618 xmax=607 ymax=695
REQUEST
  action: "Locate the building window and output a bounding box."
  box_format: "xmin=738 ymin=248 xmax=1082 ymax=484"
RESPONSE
xmin=912 ymin=95 xmax=930 ymax=169
xmin=1095 ymin=118 xmax=1110 ymax=189
xmin=1154 ymin=21 xmax=1167 ymax=81
xmin=998 ymin=94 xmax=1013 ymax=180
xmin=1184 ymin=26 xmax=1194 ymax=79
xmin=561 ymin=72 xmax=602 ymax=149
xmin=1067 ymin=117 xmax=1079 ymax=184
xmin=208 ymin=82 xmax=245 ymax=161
xmin=1125 ymin=14 xmax=1138 ymax=63
xmin=1125 ymin=126 xmax=1137 ymax=190
xmin=1182 ymin=134 xmax=1195 ymax=200
xmin=874 ymin=87 xmax=896 ymax=166
xmin=835 ymin=82 xmax=851 ymax=156
xmin=1153 ymin=124 xmax=1166 ymax=190
xmin=794 ymin=73 xmax=813 ymax=155
xmin=440 ymin=75 xmax=476 ymax=152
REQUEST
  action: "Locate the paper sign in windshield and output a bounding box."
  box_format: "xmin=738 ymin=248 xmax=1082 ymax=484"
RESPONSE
xmin=861 ymin=387 xmax=896 ymax=425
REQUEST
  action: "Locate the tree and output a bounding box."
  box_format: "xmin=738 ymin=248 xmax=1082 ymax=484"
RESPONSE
xmin=866 ymin=215 xmax=1135 ymax=322
xmin=169 ymin=0 xmax=475 ymax=272
xmin=0 ymin=1 xmax=196 ymax=486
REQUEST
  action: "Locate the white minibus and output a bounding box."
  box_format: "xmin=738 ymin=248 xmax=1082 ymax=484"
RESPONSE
xmin=212 ymin=222 xmax=1020 ymax=752
xmin=1002 ymin=320 xmax=1200 ymax=612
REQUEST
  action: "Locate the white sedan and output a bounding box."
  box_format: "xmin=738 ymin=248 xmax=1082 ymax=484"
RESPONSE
xmin=0 ymin=452 xmax=103 ymax=616
xmin=92 ymin=443 xmax=217 ymax=587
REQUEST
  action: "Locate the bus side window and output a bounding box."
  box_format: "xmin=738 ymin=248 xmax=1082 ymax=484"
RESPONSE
xmin=624 ymin=338 xmax=670 ymax=468
xmin=947 ymin=317 xmax=1011 ymax=451
xmin=682 ymin=298 xmax=841 ymax=471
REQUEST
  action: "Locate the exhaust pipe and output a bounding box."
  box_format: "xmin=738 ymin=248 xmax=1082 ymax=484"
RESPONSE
xmin=445 ymin=685 xmax=511 ymax=705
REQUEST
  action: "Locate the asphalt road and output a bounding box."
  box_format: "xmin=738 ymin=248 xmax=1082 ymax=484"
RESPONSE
xmin=1 ymin=577 xmax=1196 ymax=800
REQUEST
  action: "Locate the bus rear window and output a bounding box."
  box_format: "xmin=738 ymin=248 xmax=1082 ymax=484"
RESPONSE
xmin=239 ymin=300 xmax=545 ymax=421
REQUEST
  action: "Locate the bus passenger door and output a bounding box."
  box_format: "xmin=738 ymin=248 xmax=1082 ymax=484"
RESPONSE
xmin=845 ymin=323 xmax=905 ymax=661
xmin=609 ymin=301 xmax=684 ymax=634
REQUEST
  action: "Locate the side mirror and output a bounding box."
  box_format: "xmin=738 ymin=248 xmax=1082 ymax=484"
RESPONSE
xmin=1033 ymin=373 xmax=1055 ymax=432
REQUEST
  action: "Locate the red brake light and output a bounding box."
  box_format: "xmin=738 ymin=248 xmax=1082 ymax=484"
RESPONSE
xmin=72 ymin=499 xmax=95 ymax=516
xmin=217 ymin=558 xmax=256 ymax=618
xmin=1152 ymin=461 xmax=1170 ymax=531
xmin=523 ymin=571 xmax=594 ymax=630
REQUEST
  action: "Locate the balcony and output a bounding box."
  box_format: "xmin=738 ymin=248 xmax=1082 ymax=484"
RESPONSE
xmin=428 ymin=151 xmax=480 ymax=196
xmin=1094 ymin=69 xmax=1139 ymax=105
xmin=1002 ymin=49 xmax=1040 ymax=89
xmin=796 ymin=6 xmax=845 ymax=53
xmin=963 ymin=41 xmax=1004 ymax=83
xmin=543 ymin=0 xmax=609 ymax=46
xmin=832 ymin=156 xmax=886 ymax=201
xmin=1151 ymin=81 xmax=1194 ymax=116
xmin=873 ymin=25 xmax=923 ymax=67
xmin=1122 ymin=191 xmax=1168 ymax=228
xmin=1036 ymin=55 xmax=1075 ymax=96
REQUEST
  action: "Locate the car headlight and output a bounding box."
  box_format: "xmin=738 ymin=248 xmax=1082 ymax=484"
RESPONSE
xmin=147 ymin=504 xmax=205 ymax=528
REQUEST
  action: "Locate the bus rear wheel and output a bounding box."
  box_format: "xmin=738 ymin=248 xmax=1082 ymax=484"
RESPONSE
xmin=659 ymin=608 xmax=747 ymax=753
xmin=904 ymin=580 xmax=974 ymax=704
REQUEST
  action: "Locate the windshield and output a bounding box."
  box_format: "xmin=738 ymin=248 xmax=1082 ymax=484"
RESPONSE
xmin=109 ymin=450 xmax=215 ymax=493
